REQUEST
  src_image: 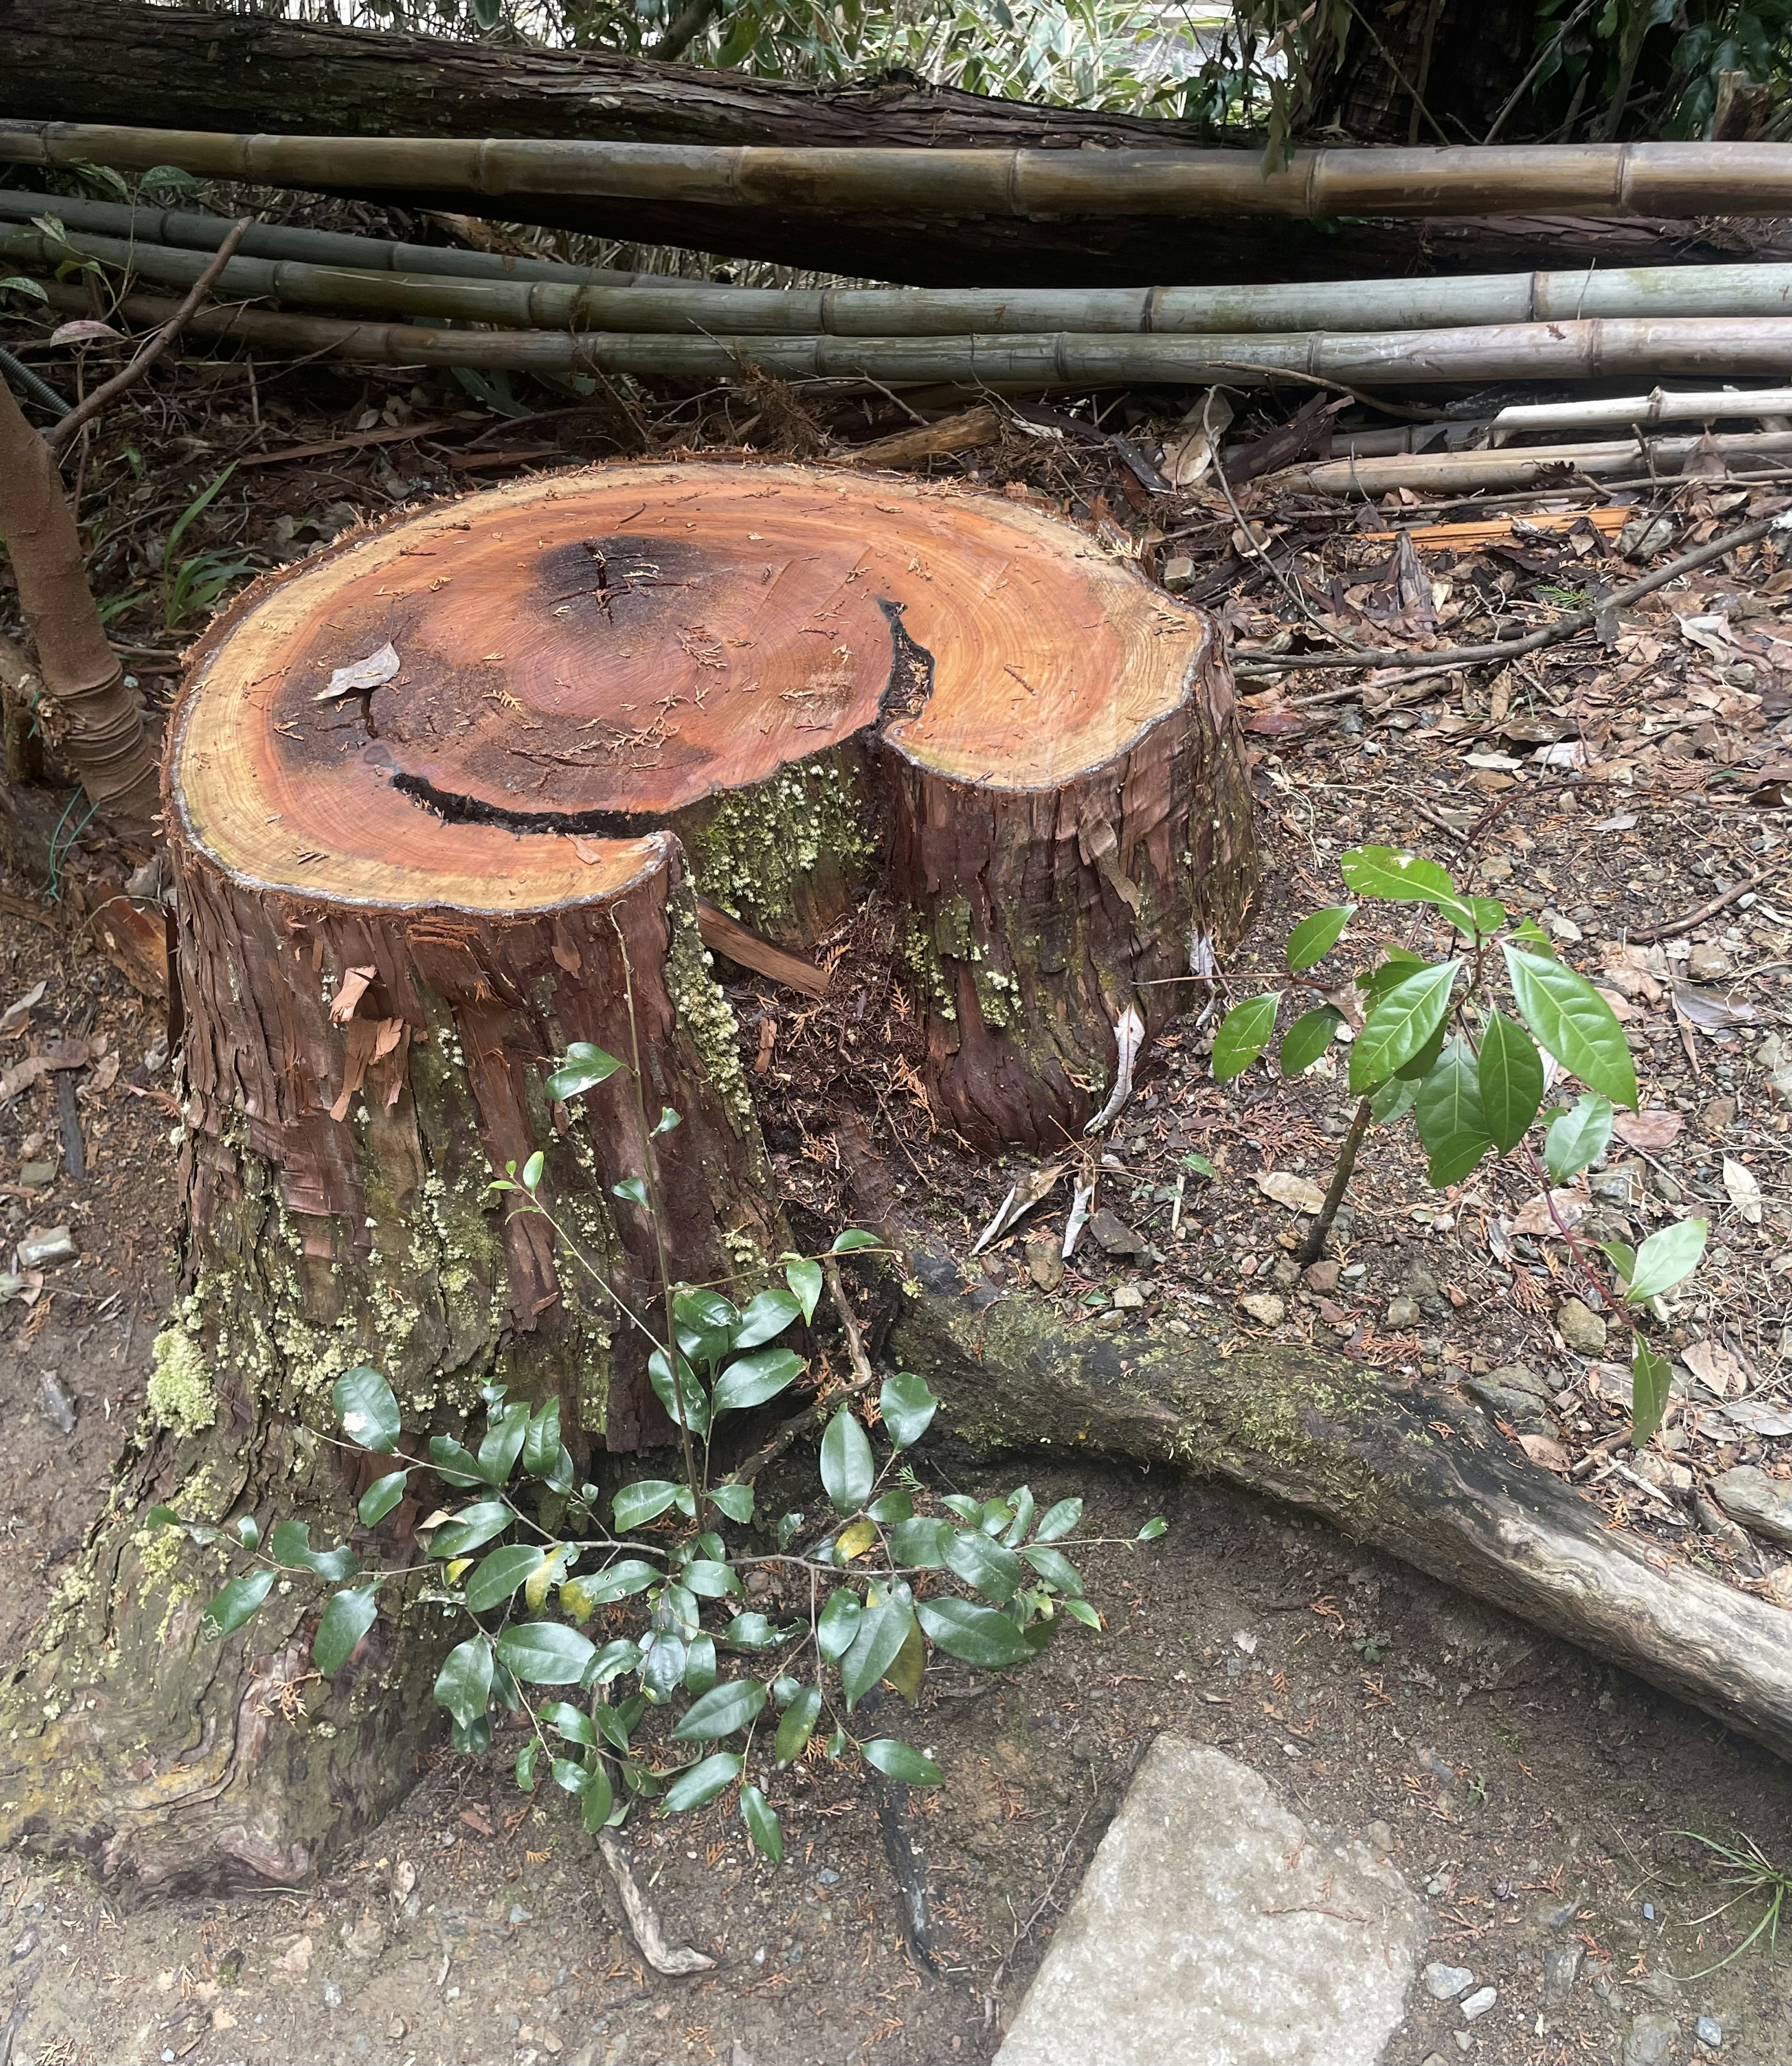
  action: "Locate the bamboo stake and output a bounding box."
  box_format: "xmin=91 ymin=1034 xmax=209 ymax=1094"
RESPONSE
xmin=0 ymin=186 xmax=670 ymax=287
xmin=1263 ymin=427 xmax=1792 ymax=495
xmin=10 ymin=120 xmax=1792 ymax=221
xmin=17 ymin=220 xmax=1792 ymax=338
xmin=1490 ymin=384 xmax=1792 ymax=441
xmin=36 ymin=279 xmax=1792 ymax=393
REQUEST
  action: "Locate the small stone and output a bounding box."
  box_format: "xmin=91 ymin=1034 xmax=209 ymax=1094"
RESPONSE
xmin=1710 ymin=1466 xmax=1792 ymax=1550
xmin=1695 ymin=2014 xmax=1723 ymax=2047
xmin=1026 ymin=1241 xmax=1064 ymax=1293
xmin=16 ymin=1160 xmax=54 ymax=1188
xmin=322 ymin=1982 xmax=343 ymax=2009
xmin=1111 ymin=1284 xmax=1147 ymax=1311
xmin=1161 ymin=555 xmax=1196 ymax=593
xmin=36 ymin=1373 xmax=76 ymax=1436
xmin=1590 ymin=1162 xmax=1645 ymax=1204
xmin=1463 ymin=1377 xmax=1554 ymax=1436
xmin=1305 ymin=1260 xmax=1341 ymax=1293
xmin=1634 ymin=1967 xmax=1679 ymax=2003
xmin=1695 ymin=1494 xmax=1755 ymax=1558
xmin=342 ymin=1912 xmax=385 ymax=1960
xmin=1365 ymin=1820 xmax=1395 ymax=1854
xmin=14 ymin=1226 xmax=75 ymax=1270
xmin=1624 ymin=2014 xmax=1676 ymax=2066
xmin=1459 ymin=1986 xmax=1497 ymax=2021
xmin=1542 ymin=1944 xmax=1583 ymax=1995
xmin=1424 ymin=1962 xmax=1475 ymax=2001
xmin=1557 ymin=1298 xmax=1607 ymax=1355
xmin=1236 ymin=1292 xmax=1286 ymax=1326
xmin=1386 ymin=1294 xmax=1420 ymax=1329
xmin=1404 ymin=1264 xmax=1446 ymax=1318
xmin=1089 ymin=1210 xmax=1148 ymax=1260
xmin=1688 ymin=941 xmax=1731 ymax=982
xmin=1703 ymin=1095 xmax=1738 ymax=1133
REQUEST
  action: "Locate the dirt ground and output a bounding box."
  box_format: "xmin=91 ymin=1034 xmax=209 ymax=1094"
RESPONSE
xmin=2 ymin=181 xmax=1792 ymax=2064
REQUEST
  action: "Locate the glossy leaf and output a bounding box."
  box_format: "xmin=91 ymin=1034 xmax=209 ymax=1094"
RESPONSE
xmin=820 ymin=1406 xmax=875 ymax=1512
xmin=888 ymin=1516 xmax=953 ymax=1568
xmin=734 ymin=1287 xmax=803 ymax=1349
xmin=713 ymin=1347 xmax=805 ymax=1416
xmin=785 ymin=1256 xmax=824 ymax=1324
xmin=466 ymin=1544 xmax=545 ymax=1613
xmin=1137 ymin=1516 xmax=1169 ymax=1541
xmin=565 ymin=1561 xmax=659 ymax=1615
xmin=684 ymin=1559 xmax=741 ymax=1599
xmin=1630 ymin=1332 xmax=1674 ymax=1447
xmin=684 ymin=1636 xmax=716 ymax=1695
xmin=816 ymin=1589 xmax=862 ymax=1664
xmin=1503 ymin=945 xmax=1637 ymax=1109
xmin=672 ymin=1677 xmax=768 ymax=1741
xmin=581 ymin=1761 xmax=615 ymax=1834
xmin=1286 ymin=904 xmax=1356 ymax=970
xmin=832 ymin=1229 xmax=882 ymax=1252
xmin=1033 ymin=1497 xmax=1083 ymax=1543
xmin=648 ymin=1349 xmax=710 ymax=1441
xmin=944 ymin=1530 xmax=1023 ymax=1604
xmin=664 ymin=1752 xmax=742 ymax=1814
xmin=740 ymin=1783 xmax=783 ymax=1863
xmin=357 ymin=1470 xmax=408 ymax=1528
xmin=1350 ymin=961 xmax=1458 ymax=1093
xmin=726 ymin=1613 xmax=791 ymax=1649
xmin=1019 ymin=1544 xmax=1085 ymax=1595
xmin=428 ymin=1500 xmax=513 ymax=1561
xmin=709 ymin=1481 xmax=754 ymax=1524
xmin=613 ymin=1480 xmax=682 ymax=1530
xmin=774 ymin=1684 xmax=823 ymax=1766
xmin=1279 ymin=1005 xmax=1343 ymax=1078
xmin=545 ymin=1040 xmax=621 ymax=1101
xmin=542 ymin=1701 xmax=596 ymax=1745
xmin=203 ymin=1569 xmax=274 ymax=1639
xmin=1544 ymin=1093 xmax=1614 ymax=1186
xmin=308 ymin=1584 xmax=378 ymax=1675
xmin=841 ymin=1594 xmax=917 ymax=1710
xmin=333 ymin=1366 xmax=400 ymax=1453
xmin=612 ymin=1176 xmax=649 ymax=1210
xmin=642 ymin=1632 xmax=687 ymax=1702
xmin=428 ymin=1435 xmax=484 ymax=1487
xmin=836 ymin=1517 xmax=879 ymax=1562
xmin=516 ymin=1739 xmax=539 ymax=1793
xmin=884 ymin=1615 xmax=927 ymax=1703
xmin=917 ymin=1597 xmax=1039 ymax=1667
xmin=1369 ymin=1076 xmax=1417 ymax=1126
xmin=1624 ymin=1219 xmax=1708 ymax=1303
xmin=868 ymin=1490 xmax=915 ymax=1525
xmin=1212 ymin=992 xmax=1281 ymax=1081
xmin=1339 ymin=845 xmax=1460 ymax=908
xmin=476 ymin=1400 xmax=529 ymax=1485
xmin=523 ymin=1400 xmax=562 ymax=1480
xmin=879 ymin=1370 xmax=939 ymax=1451
xmin=433 ymin=1637 xmax=494 ymax=1729
xmin=862 ymin=1737 xmax=944 ymax=1784
xmin=1477 ymin=1008 xmax=1545 ymax=1153
xmin=1413 ymin=1035 xmax=1492 ymax=1187
xmin=268 ymin=1519 xmax=358 ymax=1584
xmin=496 ymin=1621 xmax=597 ymax=1686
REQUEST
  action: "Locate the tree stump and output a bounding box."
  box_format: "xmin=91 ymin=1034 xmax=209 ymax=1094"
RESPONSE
xmin=0 ymin=461 xmax=1252 ymax=1896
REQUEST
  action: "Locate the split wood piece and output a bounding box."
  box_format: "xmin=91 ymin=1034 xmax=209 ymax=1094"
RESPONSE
xmin=1361 ymin=507 xmax=1631 ymax=548
xmin=28 ymin=218 xmax=1792 ymax=336
xmin=168 ymin=461 xmax=1253 ymax=1465
xmin=1263 ymin=426 xmax=1792 ymax=497
xmin=883 ymin=1235 xmax=1792 ymax=1768
xmin=596 ymin=1830 xmax=716 ymax=1975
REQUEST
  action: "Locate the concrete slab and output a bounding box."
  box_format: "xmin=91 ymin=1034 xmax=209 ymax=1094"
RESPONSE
xmin=994 ymin=1735 xmax=1425 ymax=2066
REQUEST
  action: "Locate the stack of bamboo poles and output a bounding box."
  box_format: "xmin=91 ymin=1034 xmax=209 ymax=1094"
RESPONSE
xmin=11 ymin=124 xmax=1792 ymax=491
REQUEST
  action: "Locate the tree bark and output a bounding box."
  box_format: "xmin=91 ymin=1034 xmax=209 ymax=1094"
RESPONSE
xmin=8 ymin=0 xmax=1790 ymax=287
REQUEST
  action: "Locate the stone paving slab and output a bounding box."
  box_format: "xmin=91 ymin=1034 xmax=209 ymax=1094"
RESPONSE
xmin=994 ymin=1734 xmax=1426 ymax=2066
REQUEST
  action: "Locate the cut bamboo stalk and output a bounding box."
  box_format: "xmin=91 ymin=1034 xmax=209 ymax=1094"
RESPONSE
xmin=12 ymin=121 xmax=1792 ymax=222
xmin=36 ymin=279 xmax=1792 ymax=393
xmin=1265 ymin=428 xmax=1792 ymax=495
xmin=1490 ymin=383 xmax=1792 ymax=441
xmin=20 ymin=218 xmax=1792 ymax=337
xmin=0 ymin=184 xmax=658 ymax=286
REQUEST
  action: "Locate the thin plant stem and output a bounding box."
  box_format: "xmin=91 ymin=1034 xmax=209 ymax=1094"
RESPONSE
xmin=1299 ymin=1094 xmax=1372 ymax=1269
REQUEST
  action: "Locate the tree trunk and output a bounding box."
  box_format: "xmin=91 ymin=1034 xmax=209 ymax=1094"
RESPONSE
xmin=7 ymin=0 xmax=1788 ymax=287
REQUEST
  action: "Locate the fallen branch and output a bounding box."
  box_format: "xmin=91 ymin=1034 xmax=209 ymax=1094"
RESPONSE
xmin=43 ymin=214 xmax=253 ymax=453
xmin=595 ymin=1830 xmax=716 ymax=1976
xmin=1631 ymin=862 xmax=1779 ymax=943
xmin=1234 ymin=509 xmax=1790 ymax=675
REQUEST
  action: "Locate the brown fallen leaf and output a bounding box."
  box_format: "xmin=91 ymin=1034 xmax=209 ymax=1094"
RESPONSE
xmin=458 ymin=1807 xmax=494 ymax=1836
xmin=1682 ymin=1338 xmax=1754 ymax=1398
xmin=1614 ymin=1109 xmax=1684 ymax=1149
xmin=1518 ymin=1433 xmax=1572 ymax=1473
xmin=1511 ymin=1187 xmax=1591 ymax=1236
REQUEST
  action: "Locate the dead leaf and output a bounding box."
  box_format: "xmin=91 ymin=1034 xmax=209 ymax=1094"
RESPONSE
xmin=318 ymin=641 xmax=401 ymax=703
xmin=1511 ymin=1187 xmax=1591 ymax=1236
xmin=1614 ymin=1109 xmax=1684 ymax=1149
xmin=1518 ymin=1433 xmax=1572 ymax=1473
xmin=1682 ymin=1337 xmax=1754 ymax=1398
xmin=1674 ymin=983 xmax=1757 ymax=1030
xmin=0 ymin=981 xmax=46 ymax=1037
xmin=1595 ymin=986 xmax=1638 ymax=1022
xmin=971 ymin=1163 xmax=1064 ymax=1255
xmin=458 ymin=1807 xmax=494 ymax=1836
xmin=1719 ymin=1398 xmax=1792 ymax=1438
xmin=329 ymin=965 xmax=378 ymax=1026
xmin=1723 ymin=1157 xmax=1764 ymax=1225
xmin=0 ymin=1057 xmax=51 ymax=1102
xmin=1255 ymin=1170 xmax=1326 ymax=1214
xmin=84 ymin=1052 xmax=120 ymax=1095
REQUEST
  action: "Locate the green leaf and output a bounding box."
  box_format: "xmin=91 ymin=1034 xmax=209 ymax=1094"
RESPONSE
xmin=1630 ymin=1332 xmax=1674 ymax=1447
xmin=726 ymin=1612 xmax=790 ymax=1648
xmin=944 ymin=1530 xmax=1023 ymax=1604
xmin=916 ymin=1597 xmax=1039 ymax=1667
xmin=612 ymin=1176 xmax=649 ymax=1210
xmin=709 ymin=1481 xmax=755 ymax=1524
xmin=1339 ymin=845 xmax=1460 ymax=908
xmin=816 ymin=1589 xmax=862 ymax=1663
xmin=333 ymin=1366 xmax=400 ymax=1453
xmin=820 ymin=1406 xmax=875 ymax=1512
xmin=516 ymin=1739 xmax=539 ymax=1793
xmin=684 ymin=1559 xmax=741 ymax=1600
xmin=1544 ymin=1093 xmax=1614 ymax=1185
xmin=476 ymin=1400 xmax=530 ymax=1485
xmin=713 ymin=1347 xmax=805 ymax=1416
xmin=522 ymin=1150 xmax=544 ymax=1193
xmin=268 ymin=1519 xmax=358 ymax=1583
xmin=1477 ymin=1009 xmax=1545 ymax=1153
xmin=466 ymin=1544 xmax=546 ymax=1613
xmin=651 ymin=1105 xmax=682 ymax=1138
xmin=428 ymin=1500 xmax=513 ymax=1560
xmin=672 ymin=1677 xmax=768 ymax=1741
xmin=1063 ymin=1598 xmax=1103 ymax=1629
xmin=1018 ymin=1544 xmax=1084 ymax=1595
xmin=649 ymin=1348 xmax=711 ymax=1440
xmin=831 ymin=1229 xmax=882 ymax=1252
xmin=869 ymin=1489 xmax=915 ymax=1525
xmin=1369 ymin=1076 xmax=1417 ymax=1126
xmin=740 ymin=1783 xmax=783 ymax=1862
xmin=1033 ymin=1497 xmax=1083 ymax=1543
xmin=1137 ymin=1516 xmax=1169 ymax=1541
xmin=551 ymin=1756 xmax=588 ymax=1796
xmin=775 ymin=1684 xmax=823 ymax=1766
xmin=357 ymin=1470 xmax=408 ymax=1527
xmin=734 ymin=1287 xmax=803 ymax=1349
xmin=228 ymin=1515 xmax=260 ymax=1551
xmin=564 ymin=1561 xmax=659 ymax=1618
xmin=879 ymin=1370 xmax=939 ymax=1451
xmin=1503 ymin=944 xmax=1637 ymax=1110
xmin=841 ymin=1594 xmax=917 ymax=1710
xmin=889 ymin=1516 xmax=952 ymax=1568
xmin=496 ymin=1621 xmax=598 ymax=1686
xmin=1286 ymin=905 xmax=1355 ymax=971
xmin=523 ymin=1400 xmax=563 ymax=1480
xmin=663 ymin=1752 xmax=742 ymax=1813
xmin=581 ymin=1761 xmax=615 ymax=1834
xmin=434 ymin=1637 xmax=494 ymax=1729
xmin=1413 ymin=1036 xmax=1492 ymax=1187
xmin=545 ymin=1041 xmax=621 ymax=1101
xmin=1464 ymin=895 xmax=1508 ymax=935
xmin=613 ymin=1480 xmax=682 ymax=1530
xmin=785 ymin=1256 xmax=824 ymax=1324
xmin=203 ymin=1569 xmax=274 ymax=1640
xmin=1624 ymin=1219 xmax=1708 ymax=1303
xmin=862 ymin=1738 xmax=944 ymax=1786
xmin=541 ymin=1701 xmax=596 ymax=1745
xmin=586 ymin=1639 xmax=643 ymax=1689
xmin=1212 ymin=992 xmax=1281 ymax=1081
xmin=315 ymin=1585 xmax=380 ymax=1675
xmin=428 ymin=1435 xmax=484 ymax=1487
xmin=1349 ymin=961 xmax=1458 ymax=1093
xmin=884 ymin=1615 xmax=927 ymax=1704
xmin=1279 ymin=1005 xmax=1343 ymax=1078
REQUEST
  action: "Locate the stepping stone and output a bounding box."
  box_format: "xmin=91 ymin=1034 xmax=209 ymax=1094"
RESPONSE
xmin=994 ymin=1735 xmax=1426 ymax=2066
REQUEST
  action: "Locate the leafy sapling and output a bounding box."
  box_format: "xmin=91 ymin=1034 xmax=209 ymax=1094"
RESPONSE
xmin=1211 ymin=846 xmax=1706 ymax=1447
xmin=153 ymin=1043 xmax=1161 ymax=1867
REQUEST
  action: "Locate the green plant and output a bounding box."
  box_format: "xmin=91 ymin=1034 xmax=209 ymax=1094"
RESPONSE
xmin=1211 ymin=845 xmax=1706 ymax=1445
xmin=152 ymin=1039 xmax=1153 ymax=1863
xmin=1676 ymin=1829 xmax=1792 ymax=1974
xmin=159 ymin=464 xmax=255 ymax=630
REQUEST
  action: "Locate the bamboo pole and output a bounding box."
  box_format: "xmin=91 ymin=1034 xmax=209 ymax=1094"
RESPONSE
xmin=35 ymin=278 xmax=1792 ymax=391
xmin=1264 ymin=428 xmax=1792 ymax=495
xmin=0 ymin=185 xmax=658 ymax=286
xmin=16 ymin=220 xmax=1792 ymax=337
xmin=1490 ymin=383 xmax=1792 ymax=441
xmin=11 ymin=120 xmax=1792 ymax=221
